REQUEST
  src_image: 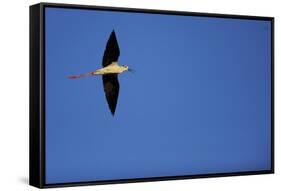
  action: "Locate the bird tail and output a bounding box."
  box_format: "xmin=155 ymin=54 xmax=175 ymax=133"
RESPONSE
xmin=67 ymin=71 xmax=95 ymax=79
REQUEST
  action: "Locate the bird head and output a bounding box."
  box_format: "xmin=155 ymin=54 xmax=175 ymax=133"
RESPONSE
xmin=122 ymin=65 xmax=129 ymax=71
xmin=121 ymin=65 xmax=135 ymax=73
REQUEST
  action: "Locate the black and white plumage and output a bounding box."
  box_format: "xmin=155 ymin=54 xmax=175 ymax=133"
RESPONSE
xmin=102 ymin=31 xmax=120 ymax=115
xmin=67 ymin=30 xmax=130 ymax=116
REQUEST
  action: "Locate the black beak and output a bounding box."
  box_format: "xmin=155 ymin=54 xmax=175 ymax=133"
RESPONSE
xmin=128 ymin=68 xmax=135 ymax=73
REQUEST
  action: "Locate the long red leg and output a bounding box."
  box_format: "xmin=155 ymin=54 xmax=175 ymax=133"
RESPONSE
xmin=67 ymin=71 xmax=96 ymax=79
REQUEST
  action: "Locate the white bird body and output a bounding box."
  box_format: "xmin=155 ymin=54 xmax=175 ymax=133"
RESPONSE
xmin=94 ymin=62 xmax=128 ymax=75
xmin=67 ymin=62 xmax=129 ymax=79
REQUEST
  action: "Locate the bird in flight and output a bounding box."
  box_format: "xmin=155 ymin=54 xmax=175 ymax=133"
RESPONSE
xmin=67 ymin=30 xmax=132 ymax=115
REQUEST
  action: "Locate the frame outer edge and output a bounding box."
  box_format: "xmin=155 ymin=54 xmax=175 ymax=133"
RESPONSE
xmin=31 ymin=2 xmax=274 ymax=188
xmin=271 ymin=17 xmax=275 ymax=173
xmin=29 ymin=3 xmax=43 ymax=188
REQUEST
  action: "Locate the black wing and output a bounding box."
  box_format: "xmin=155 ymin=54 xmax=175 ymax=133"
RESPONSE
xmin=103 ymin=74 xmax=119 ymax=115
xmin=102 ymin=30 xmax=120 ymax=67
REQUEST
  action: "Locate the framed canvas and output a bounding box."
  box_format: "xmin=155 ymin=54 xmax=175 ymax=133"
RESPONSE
xmin=30 ymin=2 xmax=274 ymax=188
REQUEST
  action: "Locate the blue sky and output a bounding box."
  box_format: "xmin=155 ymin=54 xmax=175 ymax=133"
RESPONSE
xmin=45 ymin=7 xmax=272 ymax=184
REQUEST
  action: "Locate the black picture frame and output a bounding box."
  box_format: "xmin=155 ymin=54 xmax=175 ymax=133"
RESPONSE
xmin=30 ymin=2 xmax=274 ymax=188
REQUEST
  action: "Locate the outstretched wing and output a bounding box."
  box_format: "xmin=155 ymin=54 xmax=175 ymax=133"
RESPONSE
xmin=103 ymin=74 xmax=119 ymax=115
xmin=102 ymin=30 xmax=120 ymax=67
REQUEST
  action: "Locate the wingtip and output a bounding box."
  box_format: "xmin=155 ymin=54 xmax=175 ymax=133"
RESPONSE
xmin=111 ymin=29 xmax=116 ymax=35
xmin=109 ymin=107 xmax=116 ymax=116
xmin=110 ymin=110 xmax=115 ymax=116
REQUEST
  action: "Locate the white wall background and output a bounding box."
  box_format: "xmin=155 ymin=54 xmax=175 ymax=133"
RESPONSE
xmin=0 ymin=0 xmax=279 ymax=190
